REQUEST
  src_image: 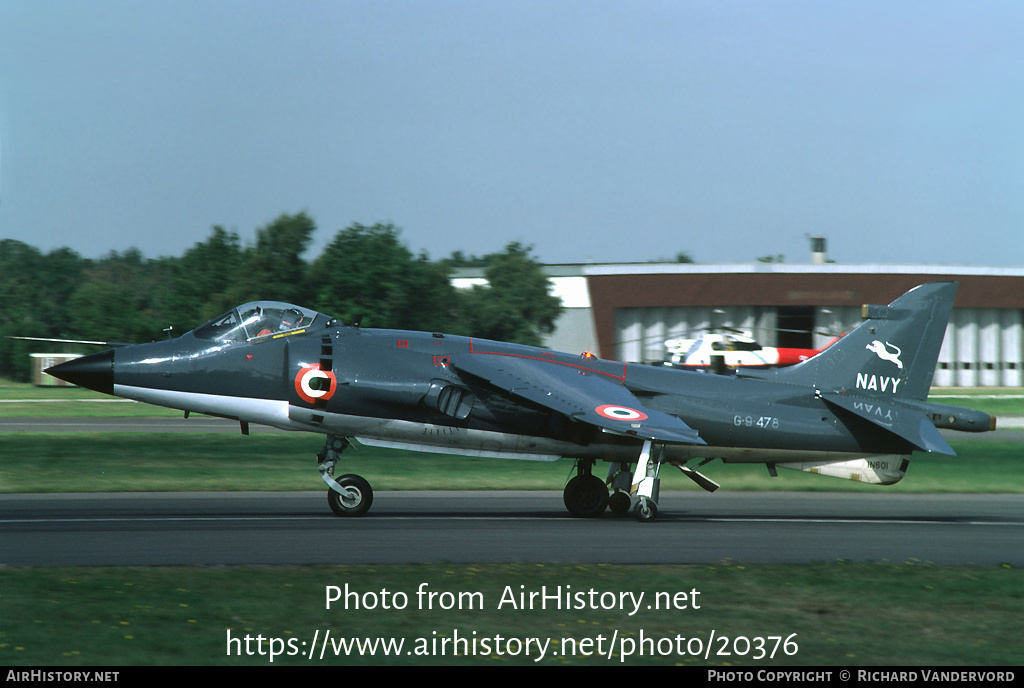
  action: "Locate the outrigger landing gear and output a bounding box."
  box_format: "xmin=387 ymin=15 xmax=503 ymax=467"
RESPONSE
xmin=630 ymin=440 xmax=661 ymax=522
xmin=318 ymin=435 xmax=373 ymax=517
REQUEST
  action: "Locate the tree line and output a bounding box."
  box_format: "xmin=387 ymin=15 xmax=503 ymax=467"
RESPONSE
xmin=0 ymin=213 xmax=562 ymax=382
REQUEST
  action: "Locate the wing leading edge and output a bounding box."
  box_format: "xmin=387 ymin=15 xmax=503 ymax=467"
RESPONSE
xmin=449 ymin=351 xmax=704 ymax=445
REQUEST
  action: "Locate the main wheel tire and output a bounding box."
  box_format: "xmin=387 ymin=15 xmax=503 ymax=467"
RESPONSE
xmin=327 ymin=474 xmax=373 ymax=517
xmin=563 ymin=474 xmax=609 ymax=518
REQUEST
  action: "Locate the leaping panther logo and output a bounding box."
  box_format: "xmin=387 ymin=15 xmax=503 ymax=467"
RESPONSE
xmin=866 ymin=340 xmax=903 ymax=369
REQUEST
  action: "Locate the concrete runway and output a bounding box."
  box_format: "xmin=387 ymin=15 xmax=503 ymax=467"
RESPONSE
xmin=2 ymin=490 xmax=1021 ymax=567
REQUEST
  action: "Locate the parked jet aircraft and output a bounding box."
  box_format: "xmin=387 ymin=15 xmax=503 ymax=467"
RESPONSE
xmin=47 ymin=282 xmax=995 ymax=521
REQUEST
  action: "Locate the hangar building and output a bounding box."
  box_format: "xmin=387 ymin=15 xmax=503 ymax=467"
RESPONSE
xmin=454 ymin=263 xmax=1024 ymax=388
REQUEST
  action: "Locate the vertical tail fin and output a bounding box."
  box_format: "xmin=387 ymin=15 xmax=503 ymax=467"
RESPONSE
xmin=760 ymin=282 xmax=956 ymax=401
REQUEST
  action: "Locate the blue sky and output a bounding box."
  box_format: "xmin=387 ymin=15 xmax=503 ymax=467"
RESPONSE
xmin=1 ymin=0 xmax=1022 ymax=266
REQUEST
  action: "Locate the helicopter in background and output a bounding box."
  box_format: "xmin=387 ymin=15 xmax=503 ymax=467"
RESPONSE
xmin=663 ymin=330 xmax=839 ymax=373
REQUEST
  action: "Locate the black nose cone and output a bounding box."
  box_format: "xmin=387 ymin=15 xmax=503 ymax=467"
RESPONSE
xmin=46 ymin=350 xmax=115 ymax=395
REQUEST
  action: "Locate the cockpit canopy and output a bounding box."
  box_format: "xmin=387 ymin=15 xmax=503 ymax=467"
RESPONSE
xmin=192 ymin=302 xmax=329 ymax=343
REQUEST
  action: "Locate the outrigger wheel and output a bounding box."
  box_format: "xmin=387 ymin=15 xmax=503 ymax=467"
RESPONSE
xmin=632 ymin=497 xmax=658 ymax=522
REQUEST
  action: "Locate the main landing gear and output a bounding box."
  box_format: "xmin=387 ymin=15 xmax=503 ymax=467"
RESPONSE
xmin=318 ymin=435 xmax=373 ymax=517
xmin=562 ymin=460 xmax=609 ymax=518
xmin=563 ymin=440 xmax=664 ymax=522
xmin=564 ymin=440 xmax=720 ymax=522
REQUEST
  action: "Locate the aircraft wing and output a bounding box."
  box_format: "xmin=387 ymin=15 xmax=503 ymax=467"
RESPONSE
xmin=449 ymin=351 xmax=705 ymax=445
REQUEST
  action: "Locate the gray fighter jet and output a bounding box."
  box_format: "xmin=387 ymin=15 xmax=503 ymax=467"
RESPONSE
xmin=47 ymin=282 xmax=995 ymax=521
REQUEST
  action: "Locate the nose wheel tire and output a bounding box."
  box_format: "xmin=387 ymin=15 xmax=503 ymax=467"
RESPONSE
xmin=327 ymin=474 xmax=373 ymax=517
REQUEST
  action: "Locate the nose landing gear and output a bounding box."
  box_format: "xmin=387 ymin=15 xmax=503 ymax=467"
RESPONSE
xmin=318 ymin=435 xmax=373 ymax=517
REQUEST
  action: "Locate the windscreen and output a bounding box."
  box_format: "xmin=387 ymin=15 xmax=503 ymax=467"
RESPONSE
xmin=193 ymin=302 xmax=323 ymax=342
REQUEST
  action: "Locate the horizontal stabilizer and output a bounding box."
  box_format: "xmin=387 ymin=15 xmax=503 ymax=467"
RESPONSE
xmin=822 ymin=392 xmax=954 ymax=455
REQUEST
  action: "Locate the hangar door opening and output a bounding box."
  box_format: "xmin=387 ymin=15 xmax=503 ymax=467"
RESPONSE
xmin=775 ymin=306 xmax=816 ymax=349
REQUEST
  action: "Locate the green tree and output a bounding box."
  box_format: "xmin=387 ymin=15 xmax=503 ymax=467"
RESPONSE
xmin=68 ymin=280 xmax=137 ymax=343
xmin=454 ymin=242 xmax=562 ymax=346
xmin=71 ymin=248 xmax=172 ymax=343
xmin=231 ymin=212 xmax=316 ymax=305
xmin=310 ymin=223 xmax=456 ymax=330
xmin=0 ymin=241 xmax=93 ymax=380
xmin=442 ymin=250 xmax=490 ymax=268
xmin=0 ymin=240 xmax=47 ymax=335
xmin=170 ymin=226 xmax=244 ymax=328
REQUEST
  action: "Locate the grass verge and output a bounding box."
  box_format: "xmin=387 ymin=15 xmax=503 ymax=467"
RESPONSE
xmin=2 ymin=562 xmax=1022 ymax=666
xmin=1 ymin=433 xmax=1021 ymax=494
